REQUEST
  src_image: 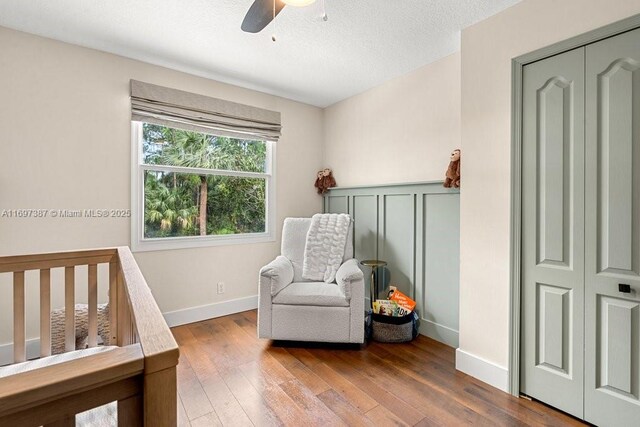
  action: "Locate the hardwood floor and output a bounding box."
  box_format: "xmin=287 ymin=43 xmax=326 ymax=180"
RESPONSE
xmin=172 ymin=310 xmax=585 ymax=426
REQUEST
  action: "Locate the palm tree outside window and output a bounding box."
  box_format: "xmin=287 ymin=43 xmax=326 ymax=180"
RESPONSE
xmin=132 ymin=122 xmax=275 ymax=251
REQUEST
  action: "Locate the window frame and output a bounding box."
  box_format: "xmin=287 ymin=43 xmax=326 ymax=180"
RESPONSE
xmin=130 ymin=121 xmax=276 ymax=252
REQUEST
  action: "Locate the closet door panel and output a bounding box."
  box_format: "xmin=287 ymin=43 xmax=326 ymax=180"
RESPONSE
xmin=521 ymin=46 xmax=585 ymax=418
xmin=585 ymin=27 xmax=640 ymax=427
xmin=597 ymin=58 xmax=639 ymax=275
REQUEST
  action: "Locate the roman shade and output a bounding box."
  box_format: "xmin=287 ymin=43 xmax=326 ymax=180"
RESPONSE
xmin=130 ymin=80 xmax=282 ymax=142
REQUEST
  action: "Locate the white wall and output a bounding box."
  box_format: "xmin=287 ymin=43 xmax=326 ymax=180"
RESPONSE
xmin=0 ymin=27 xmax=324 ymax=344
xmin=459 ymin=0 xmax=640 ymax=375
xmin=323 ymin=52 xmax=461 ymax=186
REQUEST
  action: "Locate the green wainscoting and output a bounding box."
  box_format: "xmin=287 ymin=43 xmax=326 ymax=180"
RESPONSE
xmin=324 ymin=181 xmax=460 ymax=347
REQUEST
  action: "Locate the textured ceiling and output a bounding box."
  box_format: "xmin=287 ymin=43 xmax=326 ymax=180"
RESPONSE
xmin=0 ymin=0 xmax=520 ymax=107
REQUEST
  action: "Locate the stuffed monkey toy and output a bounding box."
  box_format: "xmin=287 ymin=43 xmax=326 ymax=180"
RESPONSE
xmin=443 ymin=149 xmax=461 ymax=188
xmin=314 ymin=170 xmax=324 ymax=194
xmin=322 ymin=168 xmax=336 ymax=191
xmin=314 ymin=168 xmax=337 ymax=194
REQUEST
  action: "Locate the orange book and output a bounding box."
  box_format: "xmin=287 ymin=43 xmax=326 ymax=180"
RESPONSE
xmin=389 ymin=289 xmax=416 ymax=312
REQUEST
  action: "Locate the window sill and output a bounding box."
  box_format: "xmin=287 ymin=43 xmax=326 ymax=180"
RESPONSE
xmin=131 ymin=232 xmax=275 ymax=252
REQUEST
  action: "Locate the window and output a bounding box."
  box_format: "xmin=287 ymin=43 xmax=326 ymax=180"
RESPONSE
xmin=131 ymin=122 xmax=275 ymax=251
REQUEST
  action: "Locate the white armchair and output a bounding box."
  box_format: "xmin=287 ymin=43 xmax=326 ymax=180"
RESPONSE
xmin=258 ymin=217 xmax=365 ymax=343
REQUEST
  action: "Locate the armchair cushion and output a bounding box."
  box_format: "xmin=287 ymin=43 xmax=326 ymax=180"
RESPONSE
xmin=281 ymin=218 xmax=311 ymax=282
xmin=260 ymin=255 xmax=294 ymax=296
xmin=272 ymin=282 xmax=350 ymax=307
xmin=335 ymin=259 xmax=364 ymax=301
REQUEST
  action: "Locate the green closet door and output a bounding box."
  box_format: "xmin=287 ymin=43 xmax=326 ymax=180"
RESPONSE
xmin=584 ymin=27 xmax=640 ymax=427
xmin=521 ymin=46 xmax=585 ymax=418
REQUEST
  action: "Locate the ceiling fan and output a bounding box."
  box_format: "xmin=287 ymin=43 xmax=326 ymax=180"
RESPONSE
xmin=241 ymin=0 xmax=318 ymax=33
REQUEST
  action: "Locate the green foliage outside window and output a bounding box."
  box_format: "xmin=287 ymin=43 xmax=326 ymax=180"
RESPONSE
xmin=142 ymin=123 xmax=267 ymax=238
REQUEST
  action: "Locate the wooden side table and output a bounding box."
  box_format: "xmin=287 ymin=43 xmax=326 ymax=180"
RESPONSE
xmin=359 ymin=259 xmax=387 ymax=308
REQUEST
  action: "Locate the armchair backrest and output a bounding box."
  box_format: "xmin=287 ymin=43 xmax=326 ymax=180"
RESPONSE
xmin=281 ymin=217 xmax=354 ymax=282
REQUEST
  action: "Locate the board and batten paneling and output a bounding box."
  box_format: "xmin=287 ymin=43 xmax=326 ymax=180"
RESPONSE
xmin=324 ymin=182 xmax=460 ymax=347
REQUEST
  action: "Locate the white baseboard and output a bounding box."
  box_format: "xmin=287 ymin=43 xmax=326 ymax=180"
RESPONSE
xmin=418 ymin=319 xmax=459 ymax=348
xmin=0 ymin=338 xmax=41 ymax=367
xmin=0 ymin=296 xmax=259 ymax=366
xmin=163 ymin=295 xmax=258 ymax=328
xmin=455 ymin=348 xmax=509 ymax=392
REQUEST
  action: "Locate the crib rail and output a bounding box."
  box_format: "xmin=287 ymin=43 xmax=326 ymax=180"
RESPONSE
xmin=0 ymin=248 xmax=117 ymax=362
xmin=0 ymin=345 xmax=144 ymax=426
xmin=0 ymin=246 xmax=178 ymax=426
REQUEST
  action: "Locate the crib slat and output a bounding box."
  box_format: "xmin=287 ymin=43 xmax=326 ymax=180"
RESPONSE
xmin=43 ymin=417 xmax=75 ymax=427
xmin=40 ymin=269 xmax=51 ymax=357
xmin=130 ymin=311 xmax=136 ymax=344
xmin=13 ymin=271 xmax=26 ymax=363
xmin=65 ymin=266 xmax=75 ymax=352
xmin=118 ymin=394 xmax=142 ymax=426
xmin=109 ymin=261 xmax=118 ymax=345
xmin=117 ymin=270 xmax=130 ymax=346
xmin=88 ymin=264 xmax=98 ymax=348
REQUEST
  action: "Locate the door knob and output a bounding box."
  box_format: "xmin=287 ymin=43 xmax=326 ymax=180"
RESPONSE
xmin=619 ymin=283 xmax=631 ymax=293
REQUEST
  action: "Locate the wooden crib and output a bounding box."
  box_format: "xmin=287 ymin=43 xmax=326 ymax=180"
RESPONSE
xmin=0 ymin=247 xmax=179 ymax=426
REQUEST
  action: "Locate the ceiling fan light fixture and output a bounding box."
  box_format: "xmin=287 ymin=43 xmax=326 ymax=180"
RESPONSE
xmin=282 ymin=0 xmax=316 ymax=7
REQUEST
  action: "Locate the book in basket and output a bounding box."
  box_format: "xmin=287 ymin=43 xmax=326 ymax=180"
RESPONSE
xmin=372 ymin=299 xmax=412 ymax=317
xmin=389 ymin=289 xmax=416 ymax=312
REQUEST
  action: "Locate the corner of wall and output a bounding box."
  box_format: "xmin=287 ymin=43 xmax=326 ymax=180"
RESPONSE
xmin=455 ymin=347 xmax=509 ymax=393
xmin=320 ymin=106 xmax=328 ymax=168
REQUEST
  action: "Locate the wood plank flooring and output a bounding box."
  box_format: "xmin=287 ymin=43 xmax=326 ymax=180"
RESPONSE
xmin=172 ymin=310 xmax=586 ymax=426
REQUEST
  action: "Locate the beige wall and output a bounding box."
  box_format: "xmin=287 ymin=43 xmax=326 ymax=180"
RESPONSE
xmin=3 ymin=0 xmax=640 ymax=379
xmin=0 ymin=27 xmax=323 ymax=344
xmin=459 ymin=0 xmax=640 ymax=369
xmin=323 ymin=52 xmax=461 ymax=186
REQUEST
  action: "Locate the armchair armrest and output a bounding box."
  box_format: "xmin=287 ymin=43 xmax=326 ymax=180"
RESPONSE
xmin=260 ymin=255 xmax=294 ymax=296
xmin=336 ymin=259 xmax=364 ymax=301
xmin=258 ymin=256 xmax=293 ymax=340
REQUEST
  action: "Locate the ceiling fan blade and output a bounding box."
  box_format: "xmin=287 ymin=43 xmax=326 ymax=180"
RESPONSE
xmin=241 ymin=0 xmax=286 ymax=33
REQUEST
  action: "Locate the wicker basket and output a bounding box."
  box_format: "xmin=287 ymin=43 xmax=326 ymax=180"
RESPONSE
xmin=371 ymin=312 xmax=418 ymax=343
